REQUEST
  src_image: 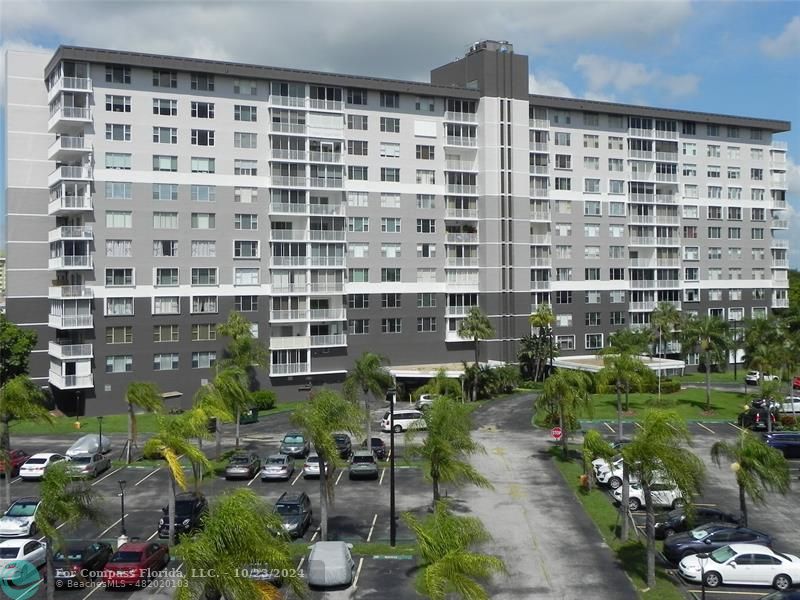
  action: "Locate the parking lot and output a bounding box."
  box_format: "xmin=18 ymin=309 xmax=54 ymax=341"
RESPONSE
xmin=0 ymin=407 xmax=431 ymax=600
xmin=583 ymin=419 xmax=800 ymax=599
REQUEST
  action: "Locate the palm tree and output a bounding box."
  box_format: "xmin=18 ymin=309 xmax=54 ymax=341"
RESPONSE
xmin=711 ymin=430 xmax=790 ymax=527
xmin=290 ymin=389 xmax=362 ymax=541
xmin=406 ymin=396 xmax=492 ymax=503
xmin=343 ymin=352 xmax=392 ymax=454
xmin=143 ymin=416 xmax=212 ymax=545
xmin=0 ymin=375 xmax=51 ymax=508
xmin=37 ymin=462 xmax=102 ymax=600
xmin=527 ymin=304 xmax=555 ymax=381
xmin=624 ymin=410 xmax=705 ymax=588
xmin=192 ymin=380 xmax=236 ymax=460
xmin=414 ymin=369 xmax=462 ymax=403
xmin=650 ymin=302 xmax=682 ymax=398
xmin=174 ymin=489 xmax=305 ymax=600
xmin=217 ymin=311 xmax=268 ymax=380
xmin=608 ymin=328 xmax=650 ymax=355
xmin=597 ymin=352 xmax=648 ymax=441
xmin=681 ymin=315 xmax=730 ymax=411
xmin=402 ymin=501 xmax=506 ymax=600
xmin=535 ymin=369 xmax=592 ymax=458
xmin=123 ymin=382 xmax=164 ymax=464
xmin=582 ymin=429 xmax=615 ymax=491
xmin=213 ymin=366 xmax=252 ymax=449
xmin=457 ymin=307 xmax=494 ymax=402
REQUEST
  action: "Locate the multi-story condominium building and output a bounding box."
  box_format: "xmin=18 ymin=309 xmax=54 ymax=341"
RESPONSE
xmin=0 ymin=256 xmax=6 ymax=297
xmin=4 ymin=41 xmax=790 ymax=415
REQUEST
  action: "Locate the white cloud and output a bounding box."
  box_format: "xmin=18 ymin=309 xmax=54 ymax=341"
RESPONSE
xmin=573 ymin=54 xmax=699 ymax=98
xmin=528 ymin=72 xmax=573 ymax=97
xmin=760 ymin=15 xmax=800 ymax=58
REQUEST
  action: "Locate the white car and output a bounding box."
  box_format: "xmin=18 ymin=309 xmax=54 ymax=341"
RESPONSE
xmin=0 ymin=498 xmax=40 ymax=538
xmin=19 ymin=453 xmax=68 ymax=480
xmin=613 ymin=481 xmax=684 ymax=511
xmin=302 ymin=454 xmax=327 ymax=479
xmin=746 ymin=371 xmax=780 ymax=386
xmin=66 ymin=434 xmax=111 ymax=458
xmin=679 ymin=543 xmax=800 ymax=591
xmin=0 ymin=539 xmax=46 ymax=578
xmin=780 ymin=397 xmax=800 ymax=414
xmin=415 ymin=394 xmax=436 ymax=410
xmin=595 ymin=457 xmax=625 ymax=489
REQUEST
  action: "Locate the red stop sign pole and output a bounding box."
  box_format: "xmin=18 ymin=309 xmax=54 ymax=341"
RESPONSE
xmin=551 ymin=426 xmax=563 ymax=440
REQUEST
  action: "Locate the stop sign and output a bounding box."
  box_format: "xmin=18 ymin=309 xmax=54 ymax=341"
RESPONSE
xmin=551 ymin=426 xmax=563 ymax=440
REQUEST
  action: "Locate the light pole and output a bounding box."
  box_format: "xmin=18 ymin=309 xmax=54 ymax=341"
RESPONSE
xmin=697 ymin=552 xmax=708 ymax=600
xmin=389 ymin=387 xmax=396 ymax=547
xmin=117 ymin=479 xmax=127 ymax=550
xmin=97 ymin=416 xmax=104 ymax=452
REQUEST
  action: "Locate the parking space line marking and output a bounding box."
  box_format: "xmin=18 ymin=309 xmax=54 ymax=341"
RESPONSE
xmin=296 ymin=557 xmax=305 ymax=572
xmin=695 ymin=503 xmax=718 ymax=507
xmin=603 ymin=422 xmax=615 ymax=433
xmin=80 ymin=581 xmax=103 ymax=600
xmin=335 ymin=470 xmax=344 ymax=486
xmin=353 ymin=557 xmax=364 ymax=589
xmin=366 ymin=513 xmax=377 ymax=542
xmin=97 ymin=515 xmax=127 ymax=538
xmin=38 ymin=522 xmax=66 ymax=542
xmin=92 ymin=466 xmax=124 ymax=487
xmin=147 ymin=529 xmax=159 ymax=541
xmin=379 ymin=468 xmax=386 ymax=486
xmin=135 ymin=468 xmax=160 ymax=486
xmin=291 ymin=471 xmax=303 ymax=486
xmin=686 ymin=591 xmax=765 ymax=597
xmin=247 ymin=472 xmax=259 ymax=487
xmin=728 ymin=422 xmax=744 ymax=432
xmin=386 ymin=449 xmax=392 ymax=460
xmin=10 ymin=477 xmax=20 ymax=484
xmin=310 ymin=527 xmax=319 ymax=543
xmin=696 ymin=422 xmax=715 ymax=434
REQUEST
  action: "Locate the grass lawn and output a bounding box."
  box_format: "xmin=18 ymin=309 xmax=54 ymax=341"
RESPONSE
xmin=288 ymin=541 xmax=416 ymax=559
xmin=678 ymin=371 xmax=742 ymax=384
xmin=549 ymin=447 xmax=684 ymax=600
xmin=586 ymin=388 xmax=750 ymax=422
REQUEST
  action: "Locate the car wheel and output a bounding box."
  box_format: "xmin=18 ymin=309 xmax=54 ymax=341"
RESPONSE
xmin=774 ymin=574 xmax=792 ymax=591
xmin=608 ymin=476 xmax=622 ymax=490
xmin=29 ymin=523 xmax=37 ymax=536
xmin=393 ymin=425 xmax=403 ymax=433
xmin=704 ymin=571 xmax=721 ymax=588
xmin=628 ymin=498 xmax=641 ymax=511
xmin=672 ymin=498 xmax=685 ymax=509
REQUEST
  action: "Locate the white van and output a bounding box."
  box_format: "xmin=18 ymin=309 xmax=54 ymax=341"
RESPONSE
xmin=380 ymin=409 xmax=426 ymax=433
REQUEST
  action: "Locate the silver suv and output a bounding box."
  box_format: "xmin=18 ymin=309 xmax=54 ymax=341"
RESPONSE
xmin=349 ymin=450 xmax=379 ymax=480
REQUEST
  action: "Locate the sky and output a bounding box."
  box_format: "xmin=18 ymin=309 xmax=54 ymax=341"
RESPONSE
xmin=1 ymin=0 xmax=799 ymax=263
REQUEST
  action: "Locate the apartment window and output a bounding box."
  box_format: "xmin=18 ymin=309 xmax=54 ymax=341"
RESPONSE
xmin=191 ymin=157 xmax=215 ymax=174
xmin=191 ymin=185 xmax=215 ymax=202
xmin=684 ymin=289 xmax=700 ymax=303
xmin=610 ymin=312 xmax=626 ymax=326
xmin=348 ymin=217 xmax=369 ymax=232
xmin=608 ymin=202 xmax=625 ymax=216
xmin=347 ymin=88 xmax=368 ymax=105
xmin=380 ymin=92 xmax=399 ymax=108
xmin=153 ymin=240 xmax=177 ymax=257
xmin=682 ymin=121 xmax=696 ymax=135
xmin=707 ymin=145 xmax=721 ymax=158
xmin=728 ymin=227 xmax=741 ymax=240
xmin=684 ymin=184 xmax=699 ymax=199
xmin=348 ymin=319 xmax=369 ymax=335
xmin=153 ymin=296 xmax=180 ymax=314
xmin=416 ymin=145 xmax=435 ymax=160
xmin=105 ymin=268 xmax=133 ymax=287
xmin=234 ymin=268 xmax=259 ymax=285
xmin=727 ymin=207 xmax=742 ymax=220
xmin=417 ymin=219 xmax=436 ymax=233
xmin=152 ymin=183 xmax=178 ymax=201
xmin=750 ymin=208 xmax=766 ymax=223
xmin=105 ymin=95 xmax=131 ymax=112
xmin=105 ymin=210 xmax=132 ymax=229
xmin=380 ymin=117 xmax=400 ymax=132
xmin=232 ymin=214 xmax=257 ymax=230
xmin=728 ymin=167 xmax=740 ymax=179
xmin=348 ymin=294 xmax=369 ymax=309
xmin=231 ymin=131 xmax=257 ymax=149
xmin=609 ymin=225 xmax=624 ymax=238
xmin=381 ymin=318 xmax=402 ymax=333
xmin=584 ymin=290 xmax=601 ymax=304
xmin=190 ymin=241 xmax=215 ymax=258
xmin=609 ymin=180 xmax=625 ymax=195
xmin=347 ymin=115 xmax=368 ymax=130
xmin=583 ymin=112 xmax=600 ymax=126
xmin=726 ymin=126 xmax=739 ymax=138
xmin=381 ymin=268 xmax=401 ymax=282
xmin=682 ymin=142 xmax=696 ymax=156
xmin=708 ymin=247 xmax=722 ymax=260
xmin=191 ymin=101 xmax=215 ymax=118
xmin=585 ymin=334 xmax=603 ymax=350
xmin=610 ymin=290 xmax=626 ymax=303
xmin=150 ymin=69 xmax=177 ymax=88
xmin=234 ymin=241 xmax=259 ymax=258
xmin=707 ymin=206 xmax=722 ymax=220
xmin=554 ymin=155 xmax=571 ymax=169
xmin=192 ymin=351 xmax=217 ymax=369
xmin=554 ymin=177 xmax=571 ymax=191
xmin=728 ymin=146 xmax=741 ymax=159
xmin=348 ymin=243 xmax=368 ymax=258
xmin=555 ymin=200 xmax=572 ymax=214
xmin=584 ymin=201 xmax=601 ymax=216
xmin=192 ymin=296 xmax=218 ymax=313
xmin=381 ymin=243 xmax=401 ymax=258
xmin=585 ymin=268 xmax=601 ymax=281
xmin=708 ymin=268 xmax=722 ymax=280
xmin=153 ymin=155 xmax=177 ymax=172
xmin=106 ymin=326 xmax=132 ymax=344
xmin=105 ymin=65 xmax=131 ymax=84
xmin=191 ymin=268 xmax=217 ymax=286
xmin=234 ymin=187 xmax=257 ymax=203
xmin=556 ymin=268 xmax=572 ymax=282
xmin=583 ymin=134 xmax=599 ymax=149
xmin=416 ymin=169 xmax=435 ymax=185
xmin=348 ymin=166 xmax=368 ymax=180
xmin=105 ymin=182 xmax=131 ymax=200
xmin=684 ymin=247 xmax=699 ymax=261
xmin=380 ymin=143 xmax=400 ymax=158
xmin=190 ymin=73 xmax=214 ymax=91
xmin=381 ymin=167 xmax=400 ymax=182
xmin=728 ymin=247 xmax=742 ymax=260
xmin=683 ymin=226 xmax=698 ymax=239
xmin=608 ymin=158 xmax=624 ymax=172
xmin=234 ymin=296 xmax=258 ymax=312
xmin=349 ymin=268 xmax=369 ymax=282
xmin=105 ymin=297 xmax=133 ymax=316
xmin=609 ymin=246 xmax=625 ymax=259
xmin=153 ymin=211 xmax=178 ymax=229
xmin=155 ymin=268 xmax=178 ymax=286
xmin=708 ymin=186 xmax=722 ymax=199
xmin=152 ymin=126 xmax=177 ymax=144
xmin=106 ymin=124 xmax=130 ymax=141
xmin=105 ymin=355 xmax=133 ymax=373
xmin=417 ymin=293 xmax=436 ymax=308
xmin=192 ymin=324 xmax=217 ymax=341
xmin=153 ymin=98 xmax=177 ymax=116
xmin=608 ymin=136 xmax=624 ymax=150
xmin=556 ymin=314 xmax=573 ymax=328
xmin=190 ymin=213 xmax=216 ymax=230
xmin=556 ymin=335 xmax=575 ymax=351
xmin=381 ymin=218 xmax=401 ymax=233
xmin=234 ymin=105 xmax=257 ymax=122
xmin=348 ymin=140 xmax=368 ymax=156
xmin=417 ymin=243 xmax=436 ymax=258
xmin=417 ymin=317 xmax=437 ymax=332
xmin=105 ymin=153 xmax=131 ymax=170
xmin=751 ymin=228 xmax=764 ymax=240
xmin=584 ymin=224 xmax=600 ymax=237
xmin=554 ymin=132 xmax=570 ymax=146
xmin=190 ymin=129 xmax=214 ymax=146
xmin=609 ymin=268 xmax=625 ymax=280
xmin=233 ymin=160 xmax=257 ymax=176
xmin=415 ymin=97 xmax=435 ymax=112
xmin=555 ymin=245 xmax=571 ymax=259
xmin=233 ymin=79 xmax=257 ymax=95
xmin=381 ymin=293 xmax=401 ymax=308
xmin=683 ymin=164 xmax=697 ymax=177
xmin=152 ymin=353 xmax=179 ymax=371
xmin=555 ymin=291 xmax=572 ymax=304
xmin=753 ymin=289 xmax=766 ymax=300
xmin=555 ymin=223 xmax=571 ymax=237
xmin=707 ymin=165 xmax=721 ymax=178
xmin=584 ymin=179 xmax=600 ymax=193
xmin=584 ymin=157 xmax=600 ymax=170
xmin=707 ymin=124 xmax=719 ymax=136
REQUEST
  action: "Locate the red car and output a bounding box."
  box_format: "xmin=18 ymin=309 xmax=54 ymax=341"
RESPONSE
xmin=0 ymin=450 xmax=30 ymax=477
xmin=793 ymin=376 xmax=800 ymax=390
xmin=102 ymin=542 xmax=169 ymax=588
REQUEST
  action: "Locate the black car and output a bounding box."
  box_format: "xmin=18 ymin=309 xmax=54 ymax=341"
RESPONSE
xmin=54 ymin=542 xmax=113 ymax=588
xmin=333 ymin=434 xmax=352 ymax=459
xmin=274 ymin=492 xmax=312 ymax=539
xmin=663 ymin=524 xmax=772 ymax=564
xmin=654 ymin=506 xmax=741 ymax=540
xmin=738 ymin=407 xmax=776 ymax=430
xmin=763 ymin=432 xmax=800 ymax=459
xmin=158 ymin=492 xmax=208 ymax=540
xmin=361 ymin=438 xmax=387 ymax=460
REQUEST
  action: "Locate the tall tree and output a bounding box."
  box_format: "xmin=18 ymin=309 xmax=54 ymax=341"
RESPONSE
xmin=527 ymin=304 xmax=555 ymax=381
xmin=343 ymin=352 xmax=392 ymax=454
xmin=406 ymin=396 xmax=492 ymax=503
xmin=290 ymin=389 xmax=362 ymax=541
xmin=624 ymin=410 xmax=705 ymax=588
xmin=213 ymin=366 xmax=252 ymax=449
xmin=597 ymin=351 xmax=648 ymax=440
xmin=402 ymin=501 xmax=506 ymax=600
xmin=123 ymin=382 xmax=164 ymax=464
xmin=457 ymin=308 xmax=494 ymax=402
xmin=534 ymin=369 xmax=592 ymax=457
xmin=582 ymin=429 xmax=615 ymax=492
xmin=143 ymin=416 xmax=211 ymax=545
xmin=174 ymin=489 xmax=305 ymax=600
xmin=650 ymin=302 xmax=681 ymax=358
xmin=0 ymin=315 xmax=38 ymax=386
xmin=192 ymin=379 xmax=235 ymax=460
xmin=37 ymin=462 xmax=102 ymax=600
xmin=681 ymin=315 xmax=730 ymax=411
xmin=710 ymin=430 xmax=790 ymax=527
xmin=608 ymin=327 xmax=651 ymax=355
xmin=414 ymin=369 xmax=462 ymax=403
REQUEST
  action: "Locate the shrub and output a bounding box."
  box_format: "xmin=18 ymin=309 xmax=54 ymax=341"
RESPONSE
xmin=779 ymin=415 xmax=798 ymax=429
xmin=249 ymin=390 xmax=276 ymax=411
xmin=645 ymin=377 xmax=680 ymax=395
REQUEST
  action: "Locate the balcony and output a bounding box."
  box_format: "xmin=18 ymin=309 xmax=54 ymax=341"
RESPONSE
xmin=48 ymin=106 xmax=92 ymax=132
xmin=655 ymin=280 xmax=681 ymax=288
xmin=772 ymin=259 xmax=789 ymax=268
xmin=309 ymin=282 xmax=344 ymax=293
xmin=309 ymin=204 xmax=344 ymax=216
xmin=310 ymin=334 xmax=347 ymax=347
xmin=630 ymin=170 xmax=654 ymax=181
xmin=269 ymin=202 xmax=309 ymax=215
xmin=48 ymin=313 xmax=93 ymax=329
xmin=446 ymin=184 xmax=478 ymax=195
xmin=629 ymin=259 xmax=656 ymax=268
xmin=629 ymin=215 xmax=656 ymax=225
xmin=270 ymin=256 xmax=309 ymax=268
xmin=308 ymin=99 xmax=343 ymax=111
xmin=529 ymin=142 xmax=549 ymax=152
xmin=445 ymin=111 xmax=477 ymax=123
xmin=661 ymin=300 xmax=682 ymax=310
xmin=656 ymin=237 xmax=681 ymax=246
xmin=269 ymin=336 xmax=311 ymax=350
xmin=654 ymin=130 xmax=678 ymax=140
xmin=48 ymin=226 xmax=93 ymax=243
xmin=530 ymin=165 xmax=548 ymax=175
xmin=271 ymin=175 xmax=308 ymax=188
xmin=655 ymin=173 xmax=678 ymax=183
xmin=47 ymin=76 xmax=93 ymax=103
xmin=48 ymin=285 xmax=93 ymax=299
xmin=530 ymin=234 xmax=551 ymax=245
xmin=308 ymin=177 xmax=343 ymax=189
xmin=270 ymin=362 xmax=310 ymax=376
xmin=445 ymin=160 xmax=478 ymax=171
xmin=48 ymin=342 xmax=93 ymax=360
xmin=446 ymin=280 xmax=480 ymax=291
xmin=655 ymin=152 xmax=679 ymax=162
xmin=271 ymin=149 xmax=308 ymax=162
xmin=49 ymin=371 xmax=93 ymax=390
xmin=271 ymin=122 xmax=307 ymax=135
xmin=655 ymin=194 xmax=678 ymax=204
xmin=657 ymin=258 xmax=681 ymax=268
xmin=445 ymin=233 xmax=478 ymax=244
xmin=271 ymin=283 xmax=308 ymax=294
xmin=531 ymin=258 xmax=551 ymax=267
xmin=47 ymin=136 xmax=92 ymax=161
xmin=655 ymin=215 xmax=681 ymax=226
xmin=269 ymin=95 xmax=308 ymax=108
xmin=446 ymin=257 xmax=479 ymax=268
xmin=530 ymin=188 xmax=550 ymax=198
xmin=445 ymin=136 xmax=478 ymax=147
xmin=310 ymin=256 xmax=345 ymax=267
xmin=772 ymin=198 xmax=787 ymax=209
xmin=310 ymin=308 xmax=346 ymax=321
xmin=308 ymin=151 xmax=343 ymax=164
xmin=445 ymin=306 xmax=471 ymax=317
xmin=270 ymin=310 xmax=309 ymax=322
xmin=270 ymin=229 xmax=307 ymax=241
xmin=48 ymin=165 xmax=92 ymax=188
xmin=630 ymin=237 xmax=656 ymax=246
xmin=630 ymin=301 xmax=657 ymax=311
xmin=628 ymin=127 xmax=653 ymax=138
xmin=529 ymin=118 xmax=550 ymax=129
xmin=445 ymin=208 xmax=478 ymax=219
xmin=771 ymin=219 xmax=789 ymax=229
xmin=772 ymin=141 xmax=788 ymax=150
xmin=629 ymin=193 xmax=655 ymax=204
xmin=628 ymin=149 xmax=653 ymax=159
xmin=630 ymin=280 xmax=657 ymax=289
xmin=309 ymin=230 xmax=346 ymax=241
xmin=445 ymin=331 xmax=471 ymax=343
xmin=48 ymin=255 xmax=93 ymax=270
xmin=771 ymin=240 xmax=789 ymax=249
xmin=772 ymin=297 xmax=790 ymax=309
xmin=530 ymin=281 xmax=551 ymax=290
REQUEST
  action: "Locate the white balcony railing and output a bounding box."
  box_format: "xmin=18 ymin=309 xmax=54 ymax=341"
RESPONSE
xmin=629 ymin=215 xmax=656 ymax=225
xmin=445 ymin=160 xmax=478 ymax=171
xmin=309 ymin=204 xmax=344 ymax=216
xmin=655 ymin=129 xmax=678 ymax=139
xmin=48 ymin=165 xmax=92 ymax=187
xmin=655 ymin=215 xmax=681 ymax=225
xmin=657 ymin=258 xmax=681 ymax=267
xmin=531 ymin=258 xmax=551 ymax=267
xmin=310 ymin=256 xmax=345 ymax=267
xmin=655 ymin=152 xmax=679 ymax=162
xmin=269 ymin=95 xmax=308 ymax=108
xmin=309 ymin=282 xmax=344 ymax=293
xmin=310 ymin=308 xmax=346 ymax=320
xmin=49 ymin=371 xmax=93 ymax=389
xmin=530 ymin=234 xmax=551 ymax=245
xmin=630 ymin=237 xmax=656 ymax=246
xmin=655 ymin=194 xmax=678 ymax=204
xmin=309 ymin=230 xmax=346 ymax=241
xmin=772 ymin=259 xmax=789 ymax=268
xmin=271 ymin=122 xmax=307 ymax=135
xmin=48 ymin=255 xmax=93 ymax=270
xmin=656 ymin=237 xmax=681 ymax=246
xmin=271 ymin=256 xmax=309 ymax=267
xmin=48 ymin=314 xmax=94 ymax=329
xmin=628 ymin=128 xmax=653 ymax=138
xmin=270 ymin=362 xmax=310 ymax=376
xmin=269 ymin=336 xmax=311 ymax=350
xmin=530 ymin=188 xmax=550 ymax=198
xmin=445 ymin=306 xmax=471 ymax=317
xmin=270 ymin=229 xmax=307 ymax=241
xmin=629 ymin=259 xmax=656 ymax=268
xmin=656 ymin=279 xmax=681 ymax=287
xmin=529 ymin=118 xmax=550 ymax=129
xmin=630 ymin=280 xmax=657 ymax=289
xmin=772 ymin=298 xmax=790 ymax=309
xmin=48 ymin=136 xmax=91 ymax=159
xmin=445 ymin=331 xmax=471 ymax=343
xmin=270 ymin=283 xmax=308 ymax=294
xmin=771 ymin=219 xmax=789 ymax=229
xmin=445 ymin=232 xmax=478 ymax=244
xmin=445 ymin=208 xmax=478 ymax=219
xmin=270 ymin=310 xmax=309 ymax=321
xmin=271 ymin=176 xmax=307 ymax=187
xmin=271 ymin=149 xmax=308 ymax=161
xmin=630 ymin=301 xmax=657 ymax=311
xmin=48 ymin=341 xmax=93 ymax=359
xmin=530 ymin=165 xmax=549 ymax=175
xmin=308 ymin=151 xmax=342 ymax=163
xmin=47 ymin=194 xmax=93 ymax=215
xmin=446 ymin=184 xmax=478 ymax=195
xmin=48 ymin=76 xmax=93 ymax=99
xmin=655 ymin=172 xmax=678 ymax=183
xmin=445 ymin=111 xmax=478 ymax=123
xmin=48 ymin=226 xmax=93 ymax=242
xmin=445 ymin=257 xmax=479 ymax=267
xmin=310 ymin=334 xmax=347 ymax=347
xmin=772 ymin=141 xmax=788 ymax=150
xmin=48 ymin=285 xmax=93 ymax=299
xmin=308 ymin=177 xmax=343 ymax=189
xmin=308 ymin=99 xmax=343 ymax=111
xmin=445 ymin=136 xmax=478 ymax=147
xmin=628 ymin=149 xmax=653 ymax=159
xmin=771 ymin=240 xmax=789 ymax=249
xmin=629 ymin=193 xmax=655 ymax=203
xmin=269 ymin=202 xmax=308 ymax=214
xmin=530 ymin=281 xmax=551 ymax=290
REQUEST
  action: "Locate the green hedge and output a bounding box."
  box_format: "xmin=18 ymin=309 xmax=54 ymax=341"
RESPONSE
xmin=250 ymin=390 xmax=277 ymax=410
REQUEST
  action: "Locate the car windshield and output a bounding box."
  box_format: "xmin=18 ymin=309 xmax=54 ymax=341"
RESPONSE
xmin=283 ymin=436 xmax=304 ymax=444
xmin=710 ymin=546 xmax=736 ymax=564
xmin=54 ymin=550 xmax=83 ymax=561
xmin=275 ymin=503 xmax=300 ymax=515
xmin=110 ymin=551 xmax=142 ymax=563
xmin=666 ymin=509 xmax=683 ymax=519
xmin=0 ymin=549 xmax=18 ymax=559
xmin=353 ymin=456 xmax=374 ymax=464
xmin=71 ymin=456 xmax=93 ymax=465
xmin=174 ymin=501 xmax=196 ymax=516
xmin=25 ymin=458 xmax=45 ymax=465
xmin=229 ymin=456 xmax=250 ymax=464
xmin=267 ymin=457 xmax=285 ymax=465
xmin=6 ymin=502 xmax=37 ymax=517
xmin=334 ymin=435 xmax=348 ymax=443
xmin=306 ymin=457 xmax=320 ymax=464
xmin=382 ymin=412 xmax=391 ymax=420
xmin=690 ymin=529 xmax=710 ymax=540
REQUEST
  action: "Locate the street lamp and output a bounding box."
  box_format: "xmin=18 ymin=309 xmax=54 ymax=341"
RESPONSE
xmin=697 ymin=552 xmax=709 ymax=600
xmin=389 ymin=386 xmax=396 ymax=547
xmin=118 ymin=480 xmax=127 ymax=537
xmin=97 ymin=416 xmax=104 ymax=452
